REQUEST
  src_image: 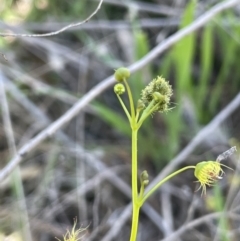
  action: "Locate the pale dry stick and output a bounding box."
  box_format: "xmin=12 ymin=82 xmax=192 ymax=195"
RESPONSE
xmin=0 ymin=72 xmax=32 ymax=241
xmin=2 ymin=74 xmax=166 ymax=233
xmin=101 ymin=205 xmax=133 ymax=241
xmin=16 ymin=23 xmax=111 ymax=64
xmin=161 ymin=190 xmax=174 ymax=236
xmin=20 ymin=19 xmax=180 ymax=32
xmin=159 ymin=210 xmax=240 ymax=241
xmin=183 ymin=195 xmax=199 ymax=225
xmin=0 ymin=0 xmax=103 ymax=37
xmin=0 ymin=0 xmax=238 ymax=185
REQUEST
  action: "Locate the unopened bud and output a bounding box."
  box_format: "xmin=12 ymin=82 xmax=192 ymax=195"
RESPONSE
xmin=114 ymin=67 xmax=130 ymax=82
xmin=114 ymin=83 xmax=125 ymax=95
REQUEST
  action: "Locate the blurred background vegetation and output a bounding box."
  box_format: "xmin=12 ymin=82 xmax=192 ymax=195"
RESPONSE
xmin=0 ymin=0 xmax=240 ymax=240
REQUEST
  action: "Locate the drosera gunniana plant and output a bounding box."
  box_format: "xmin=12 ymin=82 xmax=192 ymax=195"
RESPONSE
xmin=113 ymin=67 xmax=237 ymax=241
xmin=59 ymin=68 xmax=236 ymax=241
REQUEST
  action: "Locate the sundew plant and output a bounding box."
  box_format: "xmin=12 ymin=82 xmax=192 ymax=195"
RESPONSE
xmin=57 ymin=67 xmax=236 ymax=241
xmin=113 ymin=67 xmax=236 ymax=241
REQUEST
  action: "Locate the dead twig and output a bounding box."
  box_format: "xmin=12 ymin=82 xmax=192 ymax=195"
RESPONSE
xmin=160 ymin=209 xmax=240 ymax=241
xmin=0 ymin=0 xmax=103 ymax=37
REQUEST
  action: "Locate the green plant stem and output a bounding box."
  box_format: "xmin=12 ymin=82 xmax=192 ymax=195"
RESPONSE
xmin=132 ymin=129 xmax=138 ymax=197
xmin=124 ymin=79 xmax=136 ymax=121
xmin=140 ymin=166 xmax=196 ymax=206
xmin=116 ymin=94 xmax=131 ymax=123
xmin=137 ymin=100 xmax=158 ymax=128
xmin=135 ymin=110 xmax=140 ymax=123
xmin=130 ymin=127 xmax=140 ymax=241
xmin=130 ymin=203 xmax=140 ymax=241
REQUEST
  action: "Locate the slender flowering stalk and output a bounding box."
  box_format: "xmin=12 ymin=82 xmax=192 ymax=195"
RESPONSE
xmin=113 ymin=67 xmax=236 ymax=241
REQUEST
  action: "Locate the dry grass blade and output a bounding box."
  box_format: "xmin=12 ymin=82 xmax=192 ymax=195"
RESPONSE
xmin=0 ymin=71 xmax=32 ymax=240
xmin=160 ymin=209 xmax=240 ymax=241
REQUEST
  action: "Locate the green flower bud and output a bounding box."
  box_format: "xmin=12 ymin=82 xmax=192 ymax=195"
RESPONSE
xmin=114 ymin=83 xmax=125 ymax=95
xmin=141 ymin=76 xmax=172 ymax=113
xmin=195 ymin=160 xmax=233 ymax=196
xmin=194 ymin=147 xmax=235 ymax=196
xmin=136 ymin=99 xmax=145 ymax=111
xmin=140 ymin=170 xmax=149 ymax=186
xmin=114 ymin=67 xmax=130 ymax=82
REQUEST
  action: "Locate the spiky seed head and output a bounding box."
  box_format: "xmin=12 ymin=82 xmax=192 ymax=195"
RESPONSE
xmin=140 ymin=170 xmax=149 ymax=186
xmin=141 ymin=76 xmax=172 ymax=112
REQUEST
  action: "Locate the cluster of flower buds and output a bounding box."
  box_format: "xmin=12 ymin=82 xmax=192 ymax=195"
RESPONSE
xmin=113 ymin=67 xmax=173 ymax=116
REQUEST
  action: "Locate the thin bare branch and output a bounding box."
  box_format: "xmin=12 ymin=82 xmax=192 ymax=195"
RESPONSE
xmin=0 ymin=0 xmax=103 ymax=37
xmin=160 ymin=208 xmax=240 ymax=241
xmin=101 ymin=204 xmax=133 ymax=241
xmin=17 ymin=18 xmax=179 ymax=32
